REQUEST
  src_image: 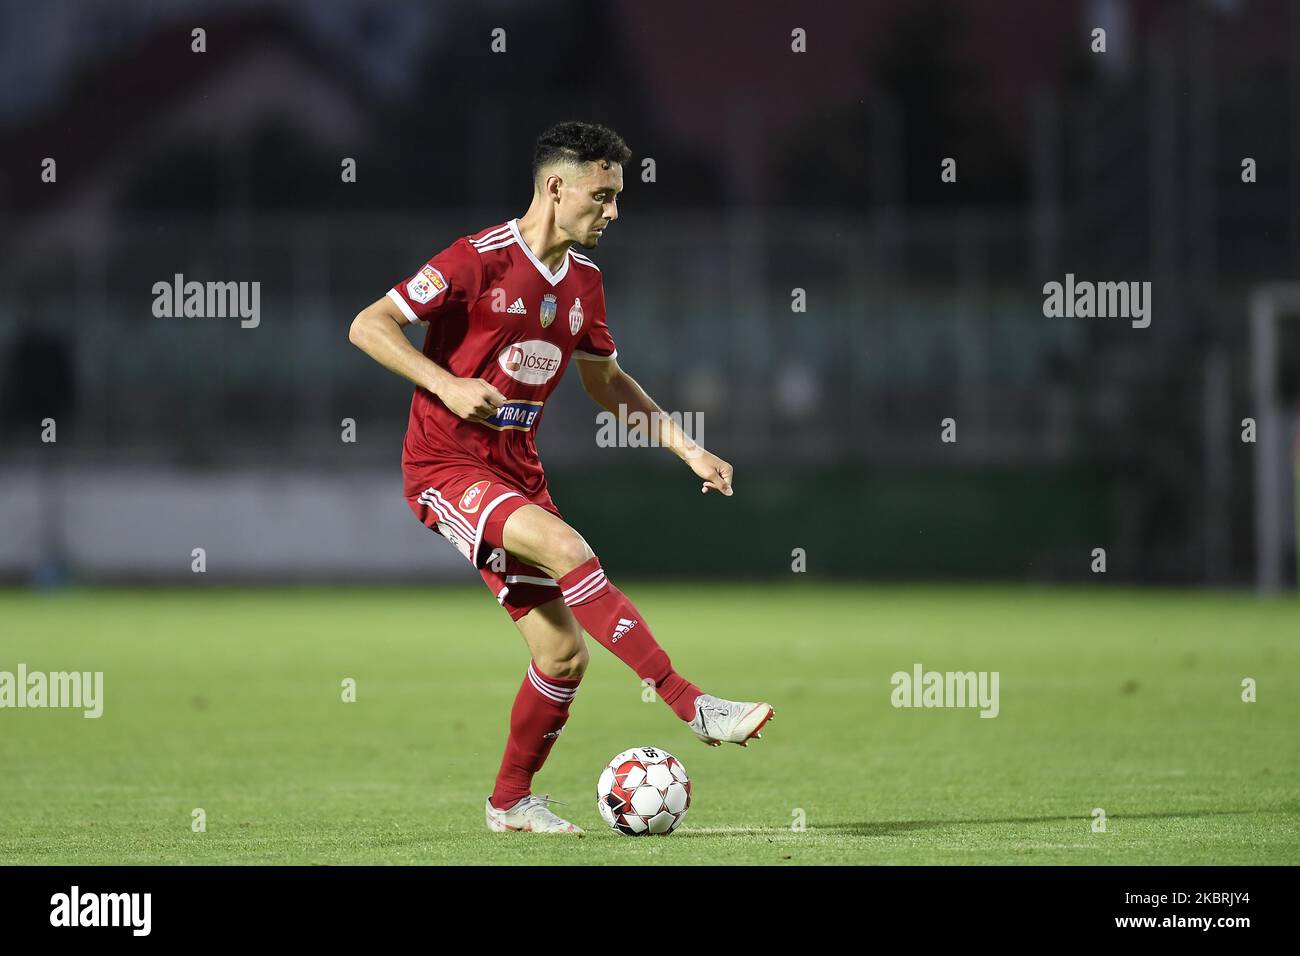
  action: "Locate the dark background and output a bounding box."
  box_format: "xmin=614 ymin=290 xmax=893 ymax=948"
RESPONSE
xmin=1 ymin=0 xmax=1297 ymax=587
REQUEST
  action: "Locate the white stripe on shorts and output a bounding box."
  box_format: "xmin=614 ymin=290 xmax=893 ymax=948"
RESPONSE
xmin=418 ymin=490 xmax=477 ymax=543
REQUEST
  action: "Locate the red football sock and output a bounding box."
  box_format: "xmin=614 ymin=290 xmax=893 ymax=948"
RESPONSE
xmin=489 ymin=662 xmax=581 ymax=811
xmin=556 ymin=557 xmax=703 ymax=722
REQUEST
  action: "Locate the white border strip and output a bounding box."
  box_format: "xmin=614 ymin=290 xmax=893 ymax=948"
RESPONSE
xmin=474 ymin=490 xmax=524 ymax=566
xmin=387 ymin=288 xmax=419 ymax=323
xmin=505 ymin=574 xmax=559 ymax=587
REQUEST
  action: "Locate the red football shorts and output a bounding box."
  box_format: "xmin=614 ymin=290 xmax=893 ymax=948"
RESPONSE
xmin=405 ymin=463 xmax=562 ymax=621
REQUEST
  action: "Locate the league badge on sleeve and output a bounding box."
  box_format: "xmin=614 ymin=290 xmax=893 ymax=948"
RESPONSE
xmin=568 ymin=297 xmax=584 ymax=335
xmin=539 ymin=293 xmax=557 ymax=329
xmin=406 ymin=265 xmax=447 ymax=305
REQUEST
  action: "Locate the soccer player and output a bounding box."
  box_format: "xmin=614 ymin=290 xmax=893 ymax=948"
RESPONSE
xmin=348 ymin=121 xmax=773 ymax=834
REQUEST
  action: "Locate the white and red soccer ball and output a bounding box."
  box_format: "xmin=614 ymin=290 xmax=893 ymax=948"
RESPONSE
xmin=597 ymin=746 xmax=691 ymax=836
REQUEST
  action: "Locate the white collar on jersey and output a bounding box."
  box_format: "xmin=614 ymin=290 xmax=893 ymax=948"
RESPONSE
xmin=507 ymin=218 xmax=571 ymax=286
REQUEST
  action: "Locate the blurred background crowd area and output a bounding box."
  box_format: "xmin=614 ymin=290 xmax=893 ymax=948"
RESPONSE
xmin=0 ymin=0 xmax=1297 ymax=585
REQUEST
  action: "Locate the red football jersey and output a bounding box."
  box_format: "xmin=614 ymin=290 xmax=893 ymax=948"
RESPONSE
xmin=387 ymin=219 xmax=617 ymax=497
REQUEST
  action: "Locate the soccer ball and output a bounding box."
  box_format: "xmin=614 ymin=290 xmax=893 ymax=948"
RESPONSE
xmin=596 ymin=746 xmax=691 ymax=836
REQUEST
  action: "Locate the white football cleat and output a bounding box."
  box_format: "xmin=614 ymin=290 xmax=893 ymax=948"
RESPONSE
xmin=687 ymin=694 xmax=775 ymax=747
xmin=485 ymin=794 xmax=584 ymax=834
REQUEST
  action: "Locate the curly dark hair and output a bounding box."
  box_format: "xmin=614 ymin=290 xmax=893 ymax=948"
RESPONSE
xmin=532 ymin=121 xmax=632 ymax=182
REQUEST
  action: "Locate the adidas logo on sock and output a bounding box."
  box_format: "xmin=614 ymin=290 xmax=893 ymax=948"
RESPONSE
xmin=506 ymin=297 xmax=527 ymax=314
xmin=611 ymin=617 xmax=638 ymax=643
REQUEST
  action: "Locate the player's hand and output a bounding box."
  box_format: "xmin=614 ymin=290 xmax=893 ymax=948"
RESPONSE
xmin=690 ymin=450 xmax=733 ymax=497
xmin=438 ymin=377 xmax=506 ymax=423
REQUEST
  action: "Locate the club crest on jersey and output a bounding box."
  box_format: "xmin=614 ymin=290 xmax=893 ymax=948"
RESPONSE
xmin=406 ymin=265 xmax=446 ymax=305
xmin=458 ymin=480 xmax=491 ymax=514
xmin=539 ymin=293 xmax=557 ymax=329
xmin=568 ymin=297 xmax=584 ymax=335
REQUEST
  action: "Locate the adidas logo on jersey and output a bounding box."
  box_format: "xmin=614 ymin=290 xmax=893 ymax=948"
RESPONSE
xmin=506 ymin=297 xmax=527 ymax=314
xmin=611 ymin=617 xmax=638 ymax=643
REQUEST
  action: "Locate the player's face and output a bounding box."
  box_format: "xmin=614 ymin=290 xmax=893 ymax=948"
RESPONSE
xmin=561 ymin=162 xmax=622 ymax=249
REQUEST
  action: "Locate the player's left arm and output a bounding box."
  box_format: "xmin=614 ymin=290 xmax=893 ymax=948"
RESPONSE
xmin=576 ymin=356 xmax=733 ymax=496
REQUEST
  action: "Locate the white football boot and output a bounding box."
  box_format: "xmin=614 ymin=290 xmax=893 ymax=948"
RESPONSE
xmin=687 ymin=694 xmax=775 ymax=747
xmin=485 ymin=794 xmax=584 ymax=834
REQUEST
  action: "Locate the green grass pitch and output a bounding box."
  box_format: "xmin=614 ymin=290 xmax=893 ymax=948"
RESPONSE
xmin=1 ymin=584 xmax=1296 ymax=865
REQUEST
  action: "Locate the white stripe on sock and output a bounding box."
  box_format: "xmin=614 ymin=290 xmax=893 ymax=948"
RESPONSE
xmin=563 ymin=573 xmax=608 ymax=606
xmin=561 ymin=566 xmax=604 ymax=599
xmin=527 ymin=663 xmax=578 ymax=703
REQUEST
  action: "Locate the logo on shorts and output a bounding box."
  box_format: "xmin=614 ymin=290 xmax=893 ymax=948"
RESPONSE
xmin=498 ymin=340 xmax=562 ymax=384
xmin=568 ymin=297 xmax=584 ymax=335
xmin=539 ymin=293 xmax=557 ymax=329
xmin=406 ymin=265 xmax=446 ymax=305
xmin=459 ymin=479 xmax=491 ymax=513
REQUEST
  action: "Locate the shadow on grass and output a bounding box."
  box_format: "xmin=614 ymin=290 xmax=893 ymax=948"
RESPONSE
xmin=674 ymin=808 xmax=1276 ymax=838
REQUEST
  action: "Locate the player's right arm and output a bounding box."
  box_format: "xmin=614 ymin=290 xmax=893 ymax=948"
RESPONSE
xmin=348 ymin=295 xmax=449 ymax=395
xmin=348 ymin=298 xmax=503 ymax=422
